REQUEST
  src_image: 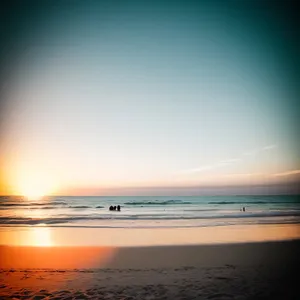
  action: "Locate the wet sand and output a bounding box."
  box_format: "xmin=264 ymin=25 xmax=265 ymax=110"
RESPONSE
xmin=1 ymin=223 xmax=299 ymax=247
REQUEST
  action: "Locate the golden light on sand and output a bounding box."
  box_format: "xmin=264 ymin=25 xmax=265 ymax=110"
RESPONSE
xmin=0 ymin=245 xmax=116 ymax=269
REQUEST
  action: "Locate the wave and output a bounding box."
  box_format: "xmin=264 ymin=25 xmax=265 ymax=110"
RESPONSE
xmin=68 ymin=206 xmax=90 ymax=209
xmin=208 ymin=201 xmax=299 ymax=205
xmin=0 ymin=201 xmax=67 ymax=207
xmin=124 ymin=200 xmax=192 ymax=206
xmin=1 ymin=211 xmax=299 ymax=225
xmin=30 ymin=206 xmax=60 ymax=210
xmin=53 ymin=205 xmax=104 ymax=209
xmin=183 ymin=208 xmax=221 ymax=212
xmin=0 ymin=204 xmax=105 ymax=210
xmin=209 ymin=201 xmax=267 ymax=205
xmin=41 ymin=206 xmax=57 ymax=209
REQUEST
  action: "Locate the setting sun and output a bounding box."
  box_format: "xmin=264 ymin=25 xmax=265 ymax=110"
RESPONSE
xmin=14 ymin=171 xmax=58 ymax=200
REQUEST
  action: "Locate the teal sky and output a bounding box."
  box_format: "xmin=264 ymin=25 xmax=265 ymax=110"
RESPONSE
xmin=0 ymin=0 xmax=299 ymax=195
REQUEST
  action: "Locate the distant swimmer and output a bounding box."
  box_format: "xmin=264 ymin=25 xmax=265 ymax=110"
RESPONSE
xmin=113 ymin=206 xmax=117 ymax=211
xmin=117 ymin=205 xmax=121 ymax=211
xmin=109 ymin=205 xmax=113 ymax=211
xmin=242 ymin=207 xmax=245 ymax=212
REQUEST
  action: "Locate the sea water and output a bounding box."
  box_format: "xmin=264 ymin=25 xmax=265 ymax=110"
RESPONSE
xmin=0 ymin=195 xmax=299 ymax=228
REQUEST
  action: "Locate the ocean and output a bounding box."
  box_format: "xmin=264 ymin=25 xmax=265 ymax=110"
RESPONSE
xmin=0 ymin=195 xmax=299 ymax=228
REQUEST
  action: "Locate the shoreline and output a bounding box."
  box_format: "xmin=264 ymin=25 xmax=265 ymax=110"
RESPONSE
xmin=0 ymin=223 xmax=299 ymax=247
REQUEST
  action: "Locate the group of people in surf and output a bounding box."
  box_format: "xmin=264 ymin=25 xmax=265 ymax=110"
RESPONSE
xmin=109 ymin=205 xmax=121 ymax=211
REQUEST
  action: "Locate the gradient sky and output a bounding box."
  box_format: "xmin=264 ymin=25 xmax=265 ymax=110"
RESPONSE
xmin=0 ymin=0 xmax=299 ymax=195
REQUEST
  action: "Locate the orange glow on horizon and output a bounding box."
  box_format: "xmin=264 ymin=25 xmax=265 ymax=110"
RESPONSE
xmin=6 ymin=167 xmax=59 ymax=200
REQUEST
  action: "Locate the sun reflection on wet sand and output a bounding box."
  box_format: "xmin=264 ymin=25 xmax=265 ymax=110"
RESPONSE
xmin=0 ymin=227 xmax=53 ymax=247
xmin=1 ymin=224 xmax=299 ymax=269
xmin=31 ymin=227 xmax=53 ymax=246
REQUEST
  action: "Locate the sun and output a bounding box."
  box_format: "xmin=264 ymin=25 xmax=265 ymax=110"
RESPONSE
xmin=22 ymin=187 xmax=48 ymax=201
xmin=15 ymin=172 xmax=58 ymax=200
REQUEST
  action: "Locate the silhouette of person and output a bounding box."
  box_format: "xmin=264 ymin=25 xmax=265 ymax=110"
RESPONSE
xmin=113 ymin=206 xmax=116 ymax=211
xmin=109 ymin=205 xmax=113 ymax=211
xmin=117 ymin=205 xmax=121 ymax=211
xmin=243 ymin=207 xmax=245 ymax=212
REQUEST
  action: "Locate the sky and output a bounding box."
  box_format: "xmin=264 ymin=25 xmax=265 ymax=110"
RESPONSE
xmin=0 ymin=0 xmax=299 ymax=196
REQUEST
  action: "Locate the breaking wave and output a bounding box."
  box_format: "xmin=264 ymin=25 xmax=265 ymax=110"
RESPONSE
xmin=0 ymin=201 xmax=67 ymax=207
xmin=124 ymin=200 xmax=192 ymax=206
xmin=208 ymin=201 xmax=299 ymax=205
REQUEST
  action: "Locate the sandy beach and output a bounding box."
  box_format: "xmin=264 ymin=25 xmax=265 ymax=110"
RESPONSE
xmin=1 ymin=234 xmax=299 ymax=299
